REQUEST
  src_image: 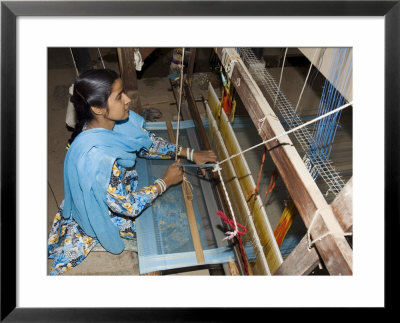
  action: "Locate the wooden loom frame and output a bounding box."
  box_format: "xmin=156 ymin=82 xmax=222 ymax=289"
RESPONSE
xmin=216 ymin=48 xmax=353 ymax=275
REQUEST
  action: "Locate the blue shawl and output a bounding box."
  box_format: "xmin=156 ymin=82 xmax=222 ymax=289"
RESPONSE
xmin=62 ymin=111 xmax=152 ymax=254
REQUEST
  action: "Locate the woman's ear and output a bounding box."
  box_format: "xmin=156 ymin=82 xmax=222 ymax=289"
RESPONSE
xmin=90 ymin=106 xmax=104 ymax=116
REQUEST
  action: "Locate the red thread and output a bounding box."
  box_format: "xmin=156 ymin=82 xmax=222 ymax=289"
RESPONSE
xmin=216 ymin=211 xmax=247 ymax=236
xmin=216 ymin=211 xmax=249 ymax=275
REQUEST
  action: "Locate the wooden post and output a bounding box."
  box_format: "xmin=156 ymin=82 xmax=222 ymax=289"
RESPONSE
xmin=187 ymin=48 xmax=197 ymax=87
xmin=274 ymin=235 xmax=320 ymax=275
xmin=117 ymin=48 xmax=142 ymax=115
xmin=331 ymin=177 xmax=353 ymax=233
xmin=216 ymin=48 xmax=352 ymax=275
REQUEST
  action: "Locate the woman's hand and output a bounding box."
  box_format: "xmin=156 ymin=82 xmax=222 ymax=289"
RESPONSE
xmin=162 ymin=159 xmax=184 ymax=188
xmin=192 ymin=150 xmax=218 ymax=176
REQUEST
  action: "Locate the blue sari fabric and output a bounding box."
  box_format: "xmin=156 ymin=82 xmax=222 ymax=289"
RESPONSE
xmin=62 ymin=111 xmax=152 ymax=254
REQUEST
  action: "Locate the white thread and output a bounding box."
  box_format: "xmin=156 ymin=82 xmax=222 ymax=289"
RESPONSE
xmin=257 ymin=116 xmax=267 ymax=134
xmin=218 ymin=101 xmax=353 ymax=166
xmin=133 ymin=48 xmax=144 ymax=71
xmin=190 ymin=149 xmax=194 ymax=162
xmin=182 ymin=175 xmax=193 ymax=191
xmin=257 ymin=113 xmax=279 ymax=134
xmin=272 ymin=48 xmax=288 ymax=110
xmin=213 ymin=165 xmax=238 ymax=240
xmin=235 ymin=77 xmax=240 ymax=87
xmin=98 ymin=48 xmax=105 ymax=69
xmin=186 ymin=147 xmax=190 ymax=161
xmin=221 ymin=48 xmax=240 ymax=79
xmin=175 ymin=48 xmax=185 ymax=161
xmin=291 ymin=48 xmax=318 ymax=125
xmin=69 ymin=48 xmax=79 ymax=76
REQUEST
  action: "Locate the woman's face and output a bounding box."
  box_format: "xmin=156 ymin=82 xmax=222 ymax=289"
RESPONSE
xmin=105 ymin=78 xmax=131 ymax=121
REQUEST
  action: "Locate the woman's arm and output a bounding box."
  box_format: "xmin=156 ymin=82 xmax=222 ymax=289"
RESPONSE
xmin=106 ymin=161 xmax=183 ymax=217
xmin=106 ymin=182 xmax=158 ymax=217
xmin=139 ymin=128 xmax=218 ymax=175
xmin=137 ymin=128 xmax=181 ymax=159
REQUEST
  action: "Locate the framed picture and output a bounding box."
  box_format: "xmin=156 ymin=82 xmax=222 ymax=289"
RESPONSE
xmin=1 ymin=0 xmax=397 ymax=320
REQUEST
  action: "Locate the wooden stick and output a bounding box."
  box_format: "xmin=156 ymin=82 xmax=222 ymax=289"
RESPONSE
xmin=166 ymin=121 xmax=205 ymax=264
xmin=228 ymin=261 xmax=240 ymax=275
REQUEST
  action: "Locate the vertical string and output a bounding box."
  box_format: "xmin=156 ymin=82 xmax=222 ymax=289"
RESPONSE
xmin=273 ymin=48 xmax=288 ymax=110
xmin=69 ymin=48 xmax=79 ymax=76
xmin=175 ymin=48 xmax=185 ymax=160
xmin=291 ymin=48 xmax=318 ymax=126
xmin=258 ymin=48 xmax=287 ymax=134
xmin=98 ymin=48 xmax=106 ymax=69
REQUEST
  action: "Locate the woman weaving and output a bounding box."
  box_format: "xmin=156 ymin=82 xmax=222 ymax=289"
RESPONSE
xmin=48 ymin=69 xmax=217 ymax=275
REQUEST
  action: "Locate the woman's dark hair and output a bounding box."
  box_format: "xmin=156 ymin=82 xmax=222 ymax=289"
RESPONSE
xmin=68 ymin=68 xmax=120 ymax=144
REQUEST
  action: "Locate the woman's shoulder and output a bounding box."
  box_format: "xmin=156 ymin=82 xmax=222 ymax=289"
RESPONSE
xmin=66 ymin=129 xmax=115 ymax=165
xmin=72 ymin=128 xmax=113 ymax=147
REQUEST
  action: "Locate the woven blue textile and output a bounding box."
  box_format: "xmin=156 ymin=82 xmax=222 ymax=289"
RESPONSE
xmin=135 ymin=128 xmax=252 ymax=274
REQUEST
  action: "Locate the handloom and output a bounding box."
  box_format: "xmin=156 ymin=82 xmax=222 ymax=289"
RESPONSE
xmin=135 ymin=120 xmax=258 ymax=274
xmin=135 ymin=96 xmax=283 ymax=275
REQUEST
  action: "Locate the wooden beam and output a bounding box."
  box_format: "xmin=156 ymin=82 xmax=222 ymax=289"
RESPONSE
xmin=117 ymin=48 xmax=137 ymax=91
xmin=331 ymin=177 xmax=353 ymax=233
xmin=183 ymin=82 xmax=210 ymax=150
xmin=187 ymin=48 xmax=197 ymax=87
xmin=216 ymin=48 xmax=352 ymax=275
xmin=139 ymin=48 xmax=155 ymax=61
xmin=117 ymin=48 xmax=142 ymax=115
xmin=274 ymin=235 xmax=320 ymax=275
xmin=166 ymin=121 xmax=205 ymax=264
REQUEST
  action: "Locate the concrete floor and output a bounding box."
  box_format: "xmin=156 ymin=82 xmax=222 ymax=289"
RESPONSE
xmin=47 ymin=48 xmax=352 ymax=275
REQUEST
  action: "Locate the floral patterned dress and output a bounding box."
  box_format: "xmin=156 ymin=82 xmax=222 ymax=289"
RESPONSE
xmin=48 ymin=129 xmax=181 ymax=275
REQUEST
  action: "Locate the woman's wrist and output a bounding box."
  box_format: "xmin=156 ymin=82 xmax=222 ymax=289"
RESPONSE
xmin=154 ymin=178 xmax=167 ymax=195
xmin=161 ymin=176 xmax=172 ymax=189
xmin=177 ymin=146 xmax=196 ymax=162
xmin=189 ymin=149 xmax=195 ymax=162
xmin=183 ymin=147 xmax=195 ymax=162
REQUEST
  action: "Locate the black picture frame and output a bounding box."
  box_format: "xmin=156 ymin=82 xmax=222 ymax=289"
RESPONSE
xmin=1 ymin=0 xmax=397 ymax=320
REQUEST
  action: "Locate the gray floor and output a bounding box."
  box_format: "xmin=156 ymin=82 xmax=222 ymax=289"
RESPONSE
xmin=47 ymin=48 xmax=352 ymax=275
